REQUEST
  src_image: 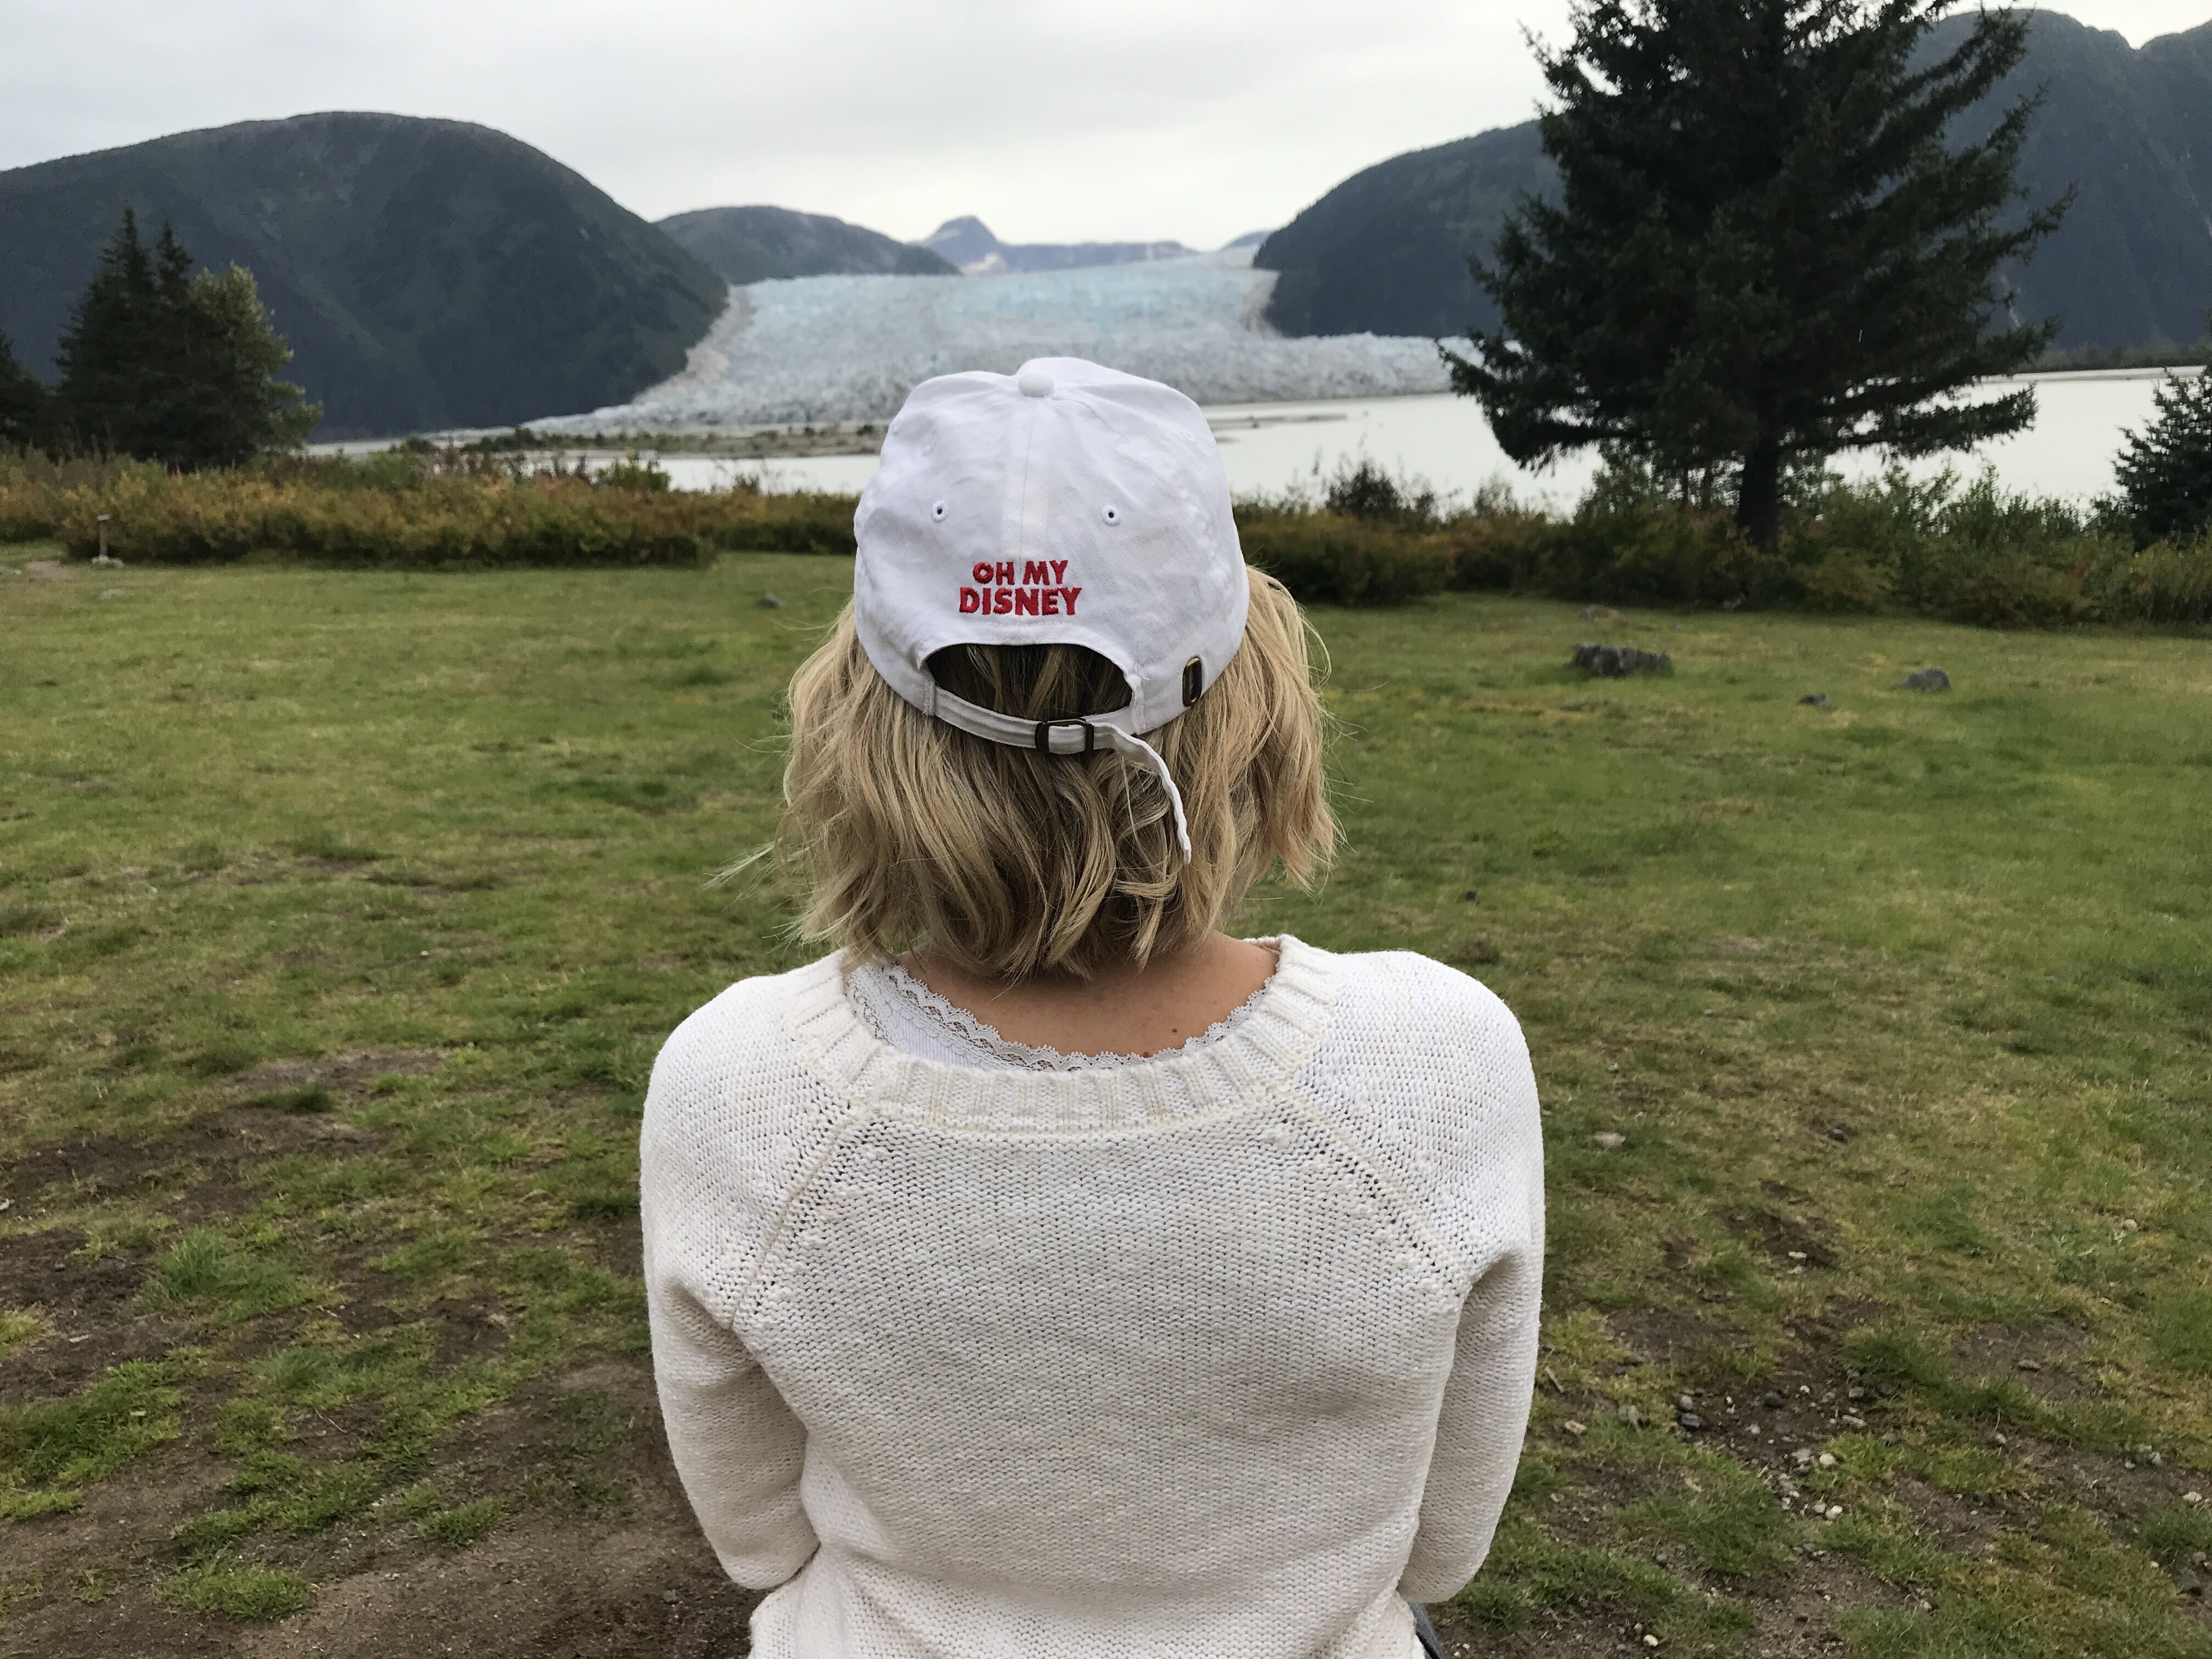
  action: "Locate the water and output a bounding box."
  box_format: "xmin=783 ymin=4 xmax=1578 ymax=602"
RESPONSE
xmin=653 ymin=367 xmax=2189 ymax=507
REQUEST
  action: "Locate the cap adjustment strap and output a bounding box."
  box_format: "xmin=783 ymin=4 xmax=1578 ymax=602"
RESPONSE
xmin=926 ymin=687 xmax=1193 ymax=860
xmin=1034 ymin=716 xmax=1096 ymax=754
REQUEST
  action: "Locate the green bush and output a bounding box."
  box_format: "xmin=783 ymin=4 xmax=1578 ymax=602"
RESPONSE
xmin=6 ymin=442 xmax=2207 ymax=627
xmin=2115 ymin=370 xmax=2212 ymax=544
xmin=0 ymin=448 xmax=864 ymax=568
xmin=1235 ymin=509 xmax=1458 ymax=604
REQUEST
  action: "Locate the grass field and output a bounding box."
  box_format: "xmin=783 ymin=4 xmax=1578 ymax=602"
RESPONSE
xmin=2 ymin=546 xmax=2209 ymax=1659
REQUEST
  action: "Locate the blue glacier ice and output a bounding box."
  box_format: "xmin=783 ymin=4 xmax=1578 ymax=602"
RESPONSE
xmin=533 ymin=255 xmax=1451 ymax=431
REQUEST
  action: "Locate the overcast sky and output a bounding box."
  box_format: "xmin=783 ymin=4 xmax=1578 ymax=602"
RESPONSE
xmin=4 ymin=2 xmax=2207 ymax=250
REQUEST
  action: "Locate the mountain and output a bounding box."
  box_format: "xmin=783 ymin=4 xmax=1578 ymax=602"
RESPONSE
xmin=917 ymin=216 xmax=1197 ymax=276
xmin=1255 ymin=125 xmax=1550 ymax=340
xmin=1256 ymin=9 xmax=2212 ymax=353
xmin=658 ymin=205 xmax=957 ymax=284
xmin=0 ymin=112 xmax=727 ymax=438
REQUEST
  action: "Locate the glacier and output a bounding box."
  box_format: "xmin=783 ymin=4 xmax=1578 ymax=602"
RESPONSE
xmin=532 ymin=254 xmax=1453 ymax=431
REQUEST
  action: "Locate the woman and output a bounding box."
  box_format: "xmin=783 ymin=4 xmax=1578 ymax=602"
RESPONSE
xmin=641 ymin=358 xmax=1543 ymax=1659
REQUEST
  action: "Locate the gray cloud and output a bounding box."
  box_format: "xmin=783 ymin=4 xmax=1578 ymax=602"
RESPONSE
xmin=4 ymin=2 xmax=2204 ymax=249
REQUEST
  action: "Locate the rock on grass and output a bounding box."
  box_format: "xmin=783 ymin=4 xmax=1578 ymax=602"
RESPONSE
xmin=1573 ymin=642 xmax=1673 ymax=677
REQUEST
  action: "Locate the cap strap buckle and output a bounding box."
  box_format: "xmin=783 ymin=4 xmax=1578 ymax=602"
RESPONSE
xmin=1034 ymin=716 xmax=1096 ymax=754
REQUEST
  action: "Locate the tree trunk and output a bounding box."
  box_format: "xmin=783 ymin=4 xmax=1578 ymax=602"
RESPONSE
xmin=1736 ymin=437 xmax=1784 ymax=554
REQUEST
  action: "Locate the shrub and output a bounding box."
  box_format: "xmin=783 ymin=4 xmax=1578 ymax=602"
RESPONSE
xmin=0 ymin=452 xmax=863 ymax=568
xmin=1322 ymin=456 xmax=1442 ymax=528
xmin=2114 ymin=370 xmax=2212 ymax=544
xmin=1236 ymin=509 xmax=1458 ymax=604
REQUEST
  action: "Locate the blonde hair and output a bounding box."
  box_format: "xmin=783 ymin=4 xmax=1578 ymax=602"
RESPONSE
xmin=781 ymin=567 xmax=1332 ymax=978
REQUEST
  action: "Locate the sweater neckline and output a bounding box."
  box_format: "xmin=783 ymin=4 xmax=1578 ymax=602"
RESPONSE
xmin=782 ymin=934 xmax=1340 ymax=1132
xmin=853 ymin=957 xmax=1276 ymax=1071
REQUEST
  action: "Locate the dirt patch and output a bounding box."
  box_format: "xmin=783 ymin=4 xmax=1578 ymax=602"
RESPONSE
xmin=21 ymin=560 xmax=80 ymax=583
xmin=2 ymin=1108 xmax=388 ymax=1233
xmin=1604 ymin=1305 xmax=1727 ymax=1368
xmin=0 ymin=1226 xmax=186 ymax=1399
xmin=1432 ymin=1598 xmax=1660 ymax=1657
xmin=0 ymin=1358 xmax=757 ymax=1659
xmin=1746 ymin=1544 xmax=1919 ymax=1657
xmin=228 ymin=1050 xmax=443 ymax=1098
xmin=236 ymin=1510 xmax=755 ymax=1659
xmin=0 ymin=1436 xmax=241 ymax=1659
xmin=1722 ymin=1203 xmax=1838 ymax=1271
xmin=1951 ymin=1318 xmax=2095 ymax=1403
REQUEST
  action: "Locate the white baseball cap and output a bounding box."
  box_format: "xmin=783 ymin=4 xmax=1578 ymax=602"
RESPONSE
xmin=852 ymin=357 xmax=1249 ymax=859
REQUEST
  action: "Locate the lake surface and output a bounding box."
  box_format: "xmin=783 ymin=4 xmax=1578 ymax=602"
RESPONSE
xmin=653 ymin=368 xmax=2190 ymax=507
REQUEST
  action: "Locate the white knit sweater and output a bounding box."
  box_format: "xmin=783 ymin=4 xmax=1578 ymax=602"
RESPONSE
xmin=640 ymin=936 xmax=1544 ymax=1659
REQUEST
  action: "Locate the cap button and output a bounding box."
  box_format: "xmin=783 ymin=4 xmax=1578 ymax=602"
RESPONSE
xmin=1017 ymin=370 xmax=1053 ymax=398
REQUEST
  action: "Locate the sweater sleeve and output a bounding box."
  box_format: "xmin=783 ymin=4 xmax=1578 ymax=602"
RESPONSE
xmin=645 ymin=1265 xmax=819 ymax=1587
xmin=1397 ymin=988 xmax=1545 ymax=1604
xmin=640 ymin=991 xmax=820 ymax=1588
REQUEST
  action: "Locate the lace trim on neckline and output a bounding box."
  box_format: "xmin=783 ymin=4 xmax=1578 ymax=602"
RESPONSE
xmin=865 ymin=955 xmax=1277 ymax=1072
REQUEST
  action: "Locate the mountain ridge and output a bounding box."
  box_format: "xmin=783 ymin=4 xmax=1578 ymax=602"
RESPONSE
xmin=0 ymin=112 xmax=727 ymax=438
xmin=658 ymin=205 xmax=957 ymax=285
xmin=1256 ymin=9 xmax=2212 ymax=352
xmin=917 ymin=216 xmax=1198 ymax=276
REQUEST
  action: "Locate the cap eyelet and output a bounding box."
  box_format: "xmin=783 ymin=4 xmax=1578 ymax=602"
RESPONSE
xmin=930 ymin=500 xmax=948 ymax=522
xmin=1100 ymin=504 xmax=1121 ymax=526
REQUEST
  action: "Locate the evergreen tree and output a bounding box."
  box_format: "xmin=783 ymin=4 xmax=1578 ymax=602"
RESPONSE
xmin=0 ymin=330 xmax=47 ymax=450
xmin=2114 ymin=364 xmax=2212 ymax=544
xmin=54 ymin=206 xmax=160 ymax=455
xmin=53 ymin=209 xmax=317 ymax=466
xmin=1447 ymin=0 xmax=2066 ymax=551
xmin=172 ymin=264 xmax=320 ymax=468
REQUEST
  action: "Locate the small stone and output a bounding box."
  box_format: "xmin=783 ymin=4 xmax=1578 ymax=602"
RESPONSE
xmin=2183 ymin=1491 xmax=2203 ymax=1505
xmin=757 ymin=592 xmax=787 ymax=608
xmin=1677 ymin=1412 xmax=1705 ymax=1431
xmin=1678 ymin=1395 xmax=1695 ymax=1412
xmin=2121 ymin=1218 xmax=2140 ymax=1233
xmin=1592 ymin=1131 xmax=1626 ymax=1150
xmin=662 ymin=1589 xmax=680 ymax=1603
xmin=1818 ymin=1452 xmax=1838 ymax=1469
xmin=1893 ymin=667 xmax=1951 ymax=691
xmin=1644 ymin=1635 xmax=1661 ymax=1649
xmin=2015 ymin=1358 xmax=2041 ymax=1372
xmin=1846 ymin=1386 xmax=1866 ymax=1401
xmin=1792 ymin=1449 xmax=1814 ymax=1468
xmin=1579 ymin=604 xmax=1619 ymax=622
xmin=1828 ymin=1125 xmax=1853 ymax=1142
xmin=1562 ymin=1419 xmax=1587 ymax=1436
xmin=1762 ymin=1392 xmax=1785 ymax=1409
xmin=2178 ymin=1572 xmax=2204 ymax=1598
xmin=1798 ymin=693 xmax=1831 ymax=707
xmin=1787 ymin=1250 xmax=1807 ymax=1261
xmin=1618 ymin=1404 xmax=1643 ymax=1428
xmin=1841 ymin=1414 xmax=1867 ymax=1431
xmin=1826 ymin=1505 xmax=1845 ymax=1520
